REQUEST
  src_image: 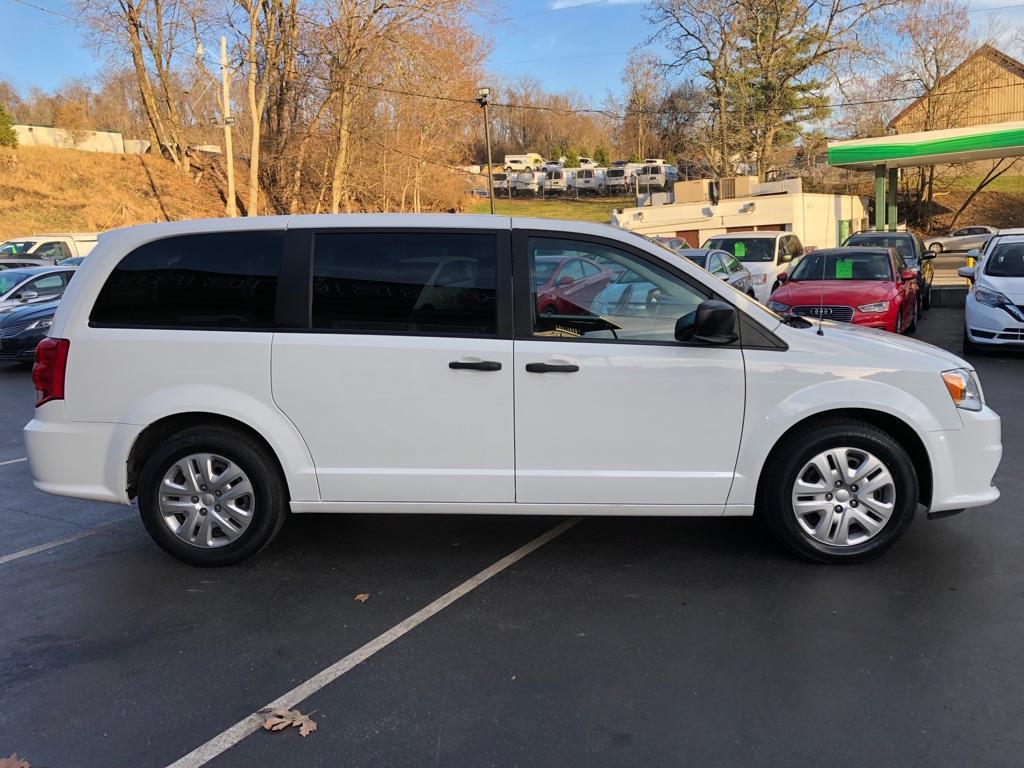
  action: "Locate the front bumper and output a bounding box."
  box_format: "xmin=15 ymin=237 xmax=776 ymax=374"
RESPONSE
xmin=925 ymin=406 xmax=1001 ymax=513
xmin=0 ymin=334 xmax=44 ymax=360
xmin=965 ymin=295 xmax=1024 ymax=346
xmin=24 ymin=401 xmax=140 ymax=504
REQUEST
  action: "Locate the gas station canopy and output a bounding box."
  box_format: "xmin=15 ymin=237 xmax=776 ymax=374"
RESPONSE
xmin=828 ymin=122 xmax=1024 ymax=170
xmin=827 ymin=122 xmax=1024 ymax=231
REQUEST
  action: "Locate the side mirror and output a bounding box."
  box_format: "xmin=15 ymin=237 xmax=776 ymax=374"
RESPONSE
xmin=921 ymin=250 xmax=936 ymax=260
xmin=677 ymin=299 xmax=738 ymax=345
xmin=779 ymin=251 xmax=793 ymax=264
xmin=957 ymin=266 xmax=975 ymax=280
xmin=557 ymin=275 xmax=573 ymax=287
xmin=778 ymin=272 xmax=789 ymax=283
xmin=900 ymin=268 xmax=917 ymax=282
xmin=966 ymin=248 xmax=980 ymax=258
xmin=18 ymin=290 xmax=39 ymax=302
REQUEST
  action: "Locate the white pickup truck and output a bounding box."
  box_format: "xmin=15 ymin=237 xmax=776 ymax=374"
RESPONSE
xmin=0 ymin=233 xmax=98 ymax=262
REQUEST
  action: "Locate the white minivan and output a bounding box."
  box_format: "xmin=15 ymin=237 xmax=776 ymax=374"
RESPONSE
xmin=26 ymin=216 xmax=1001 ymax=566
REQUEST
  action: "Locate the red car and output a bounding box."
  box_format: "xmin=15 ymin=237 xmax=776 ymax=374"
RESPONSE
xmin=534 ymin=254 xmax=614 ymax=316
xmin=768 ymin=247 xmax=920 ymax=333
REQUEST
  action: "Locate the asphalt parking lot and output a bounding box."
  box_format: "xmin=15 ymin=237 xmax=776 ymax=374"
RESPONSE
xmin=2 ymin=307 xmax=1022 ymax=767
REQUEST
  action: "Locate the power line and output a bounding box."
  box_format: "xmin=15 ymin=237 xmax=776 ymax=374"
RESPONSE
xmin=7 ymin=0 xmax=76 ymax=21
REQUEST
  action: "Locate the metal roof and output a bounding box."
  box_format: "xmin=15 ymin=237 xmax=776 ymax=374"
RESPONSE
xmin=827 ymin=122 xmax=1024 ymax=170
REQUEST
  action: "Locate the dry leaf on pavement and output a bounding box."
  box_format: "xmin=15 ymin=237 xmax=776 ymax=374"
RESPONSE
xmin=261 ymin=708 xmax=318 ymax=738
xmin=0 ymin=754 xmax=30 ymax=768
xmin=354 ymin=593 xmax=369 ymax=602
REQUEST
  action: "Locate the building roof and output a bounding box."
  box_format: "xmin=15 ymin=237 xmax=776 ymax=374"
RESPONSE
xmin=888 ymin=45 xmax=1024 ymax=129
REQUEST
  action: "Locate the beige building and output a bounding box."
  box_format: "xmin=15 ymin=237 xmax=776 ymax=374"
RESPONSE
xmin=610 ymin=178 xmax=868 ymax=251
xmin=890 ymin=45 xmax=1024 ymax=134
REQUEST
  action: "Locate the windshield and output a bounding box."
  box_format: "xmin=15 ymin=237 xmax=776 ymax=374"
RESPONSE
xmin=789 ymin=251 xmax=893 ymax=281
xmin=608 ymin=169 xmax=625 ymax=178
xmin=845 ymin=234 xmax=915 ymax=262
xmin=0 ymin=241 xmax=34 ymax=256
xmin=704 ymin=237 xmax=774 ymax=263
xmin=0 ymin=271 xmax=31 ymax=294
xmin=984 ymin=243 xmax=1024 ymax=277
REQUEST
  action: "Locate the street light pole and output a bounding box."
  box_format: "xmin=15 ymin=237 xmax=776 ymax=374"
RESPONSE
xmin=477 ymin=86 xmax=495 ymax=215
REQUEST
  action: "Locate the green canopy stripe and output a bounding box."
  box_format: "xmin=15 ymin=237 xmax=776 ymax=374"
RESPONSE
xmin=828 ymin=127 xmax=1024 ymax=166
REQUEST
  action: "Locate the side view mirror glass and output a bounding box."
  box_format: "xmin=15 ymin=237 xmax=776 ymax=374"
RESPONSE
xmin=676 ymin=299 xmax=738 ymax=345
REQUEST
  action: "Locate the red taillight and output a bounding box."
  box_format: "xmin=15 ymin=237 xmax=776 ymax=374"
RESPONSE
xmin=32 ymin=338 xmax=70 ymax=407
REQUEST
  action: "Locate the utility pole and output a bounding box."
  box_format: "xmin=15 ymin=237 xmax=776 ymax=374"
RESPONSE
xmin=221 ymin=36 xmax=237 ymax=217
xmin=477 ymin=87 xmax=495 ymax=215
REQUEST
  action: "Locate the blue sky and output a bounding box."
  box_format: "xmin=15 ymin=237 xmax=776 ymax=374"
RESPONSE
xmin=0 ymin=0 xmax=651 ymax=101
xmin=1 ymin=0 xmax=1021 ymax=101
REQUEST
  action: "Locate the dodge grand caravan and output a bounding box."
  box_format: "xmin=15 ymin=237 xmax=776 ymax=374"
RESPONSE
xmin=25 ymin=215 xmax=1001 ymax=566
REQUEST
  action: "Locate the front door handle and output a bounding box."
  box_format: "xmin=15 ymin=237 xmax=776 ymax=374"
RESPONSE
xmin=525 ymin=362 xmax=579 ymax=373
xmin=449 ymin=360 xmax=502 ymax=371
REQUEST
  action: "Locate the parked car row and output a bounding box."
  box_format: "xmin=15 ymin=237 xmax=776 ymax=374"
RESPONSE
xmin=699 ymin=230 xmax=934 ymax=337
xmin=484 ymin=158 xmax=680 ymax=196
xmin=0 ymin=266 xmax=77 ymax=365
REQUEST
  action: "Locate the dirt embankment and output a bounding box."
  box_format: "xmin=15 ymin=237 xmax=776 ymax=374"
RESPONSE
xmin=0 ymin=146 xmax=237 ymax=239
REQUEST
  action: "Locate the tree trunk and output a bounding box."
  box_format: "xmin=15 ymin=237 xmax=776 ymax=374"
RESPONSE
xmin=246 ymin=13 xmax=262 ymax=216
xmin=125 ymin=7 xmax=180 ymax=167
xmin=330 ymin=88 xmax=354 ymax=214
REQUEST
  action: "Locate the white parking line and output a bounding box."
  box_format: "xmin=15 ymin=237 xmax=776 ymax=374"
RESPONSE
xmin=165 ymin=517 xmax=581 ymax=768
xmin=0 ymin=457 xmax=27 ymax=467
xmin=0 ymin=518 xmax=129 ymax=566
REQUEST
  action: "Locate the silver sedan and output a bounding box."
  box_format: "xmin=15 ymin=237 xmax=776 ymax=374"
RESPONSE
xmin=925 ymin=225 xmax=997 ymax=254
xmin=674 ymin=246 xmax=757 ymax=297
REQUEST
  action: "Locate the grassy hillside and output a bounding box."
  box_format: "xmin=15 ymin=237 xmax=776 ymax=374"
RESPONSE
xmin=467 ymin=195 xmax=632 ymax=223
xmin=0 ymin=145 xmax=229 ymax=239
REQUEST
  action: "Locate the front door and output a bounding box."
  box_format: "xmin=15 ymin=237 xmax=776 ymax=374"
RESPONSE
xmin=512 ymin=234 xmax=746 ymax=508
xmin=272 ymin=229 xmax=515 ymax=503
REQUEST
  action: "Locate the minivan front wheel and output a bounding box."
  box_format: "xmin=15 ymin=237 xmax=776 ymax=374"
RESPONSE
xmin=137 ymin=426 xmax=288 ymax=565
xmin=760 ymin=419 xmax=917 ymax=563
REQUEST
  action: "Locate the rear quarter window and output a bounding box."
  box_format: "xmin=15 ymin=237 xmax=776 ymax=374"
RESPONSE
xmin=89 ymin=231 xmax=284 ymax=329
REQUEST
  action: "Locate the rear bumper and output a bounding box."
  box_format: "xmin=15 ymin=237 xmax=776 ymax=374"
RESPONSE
xmin=925 ymin=406 xmax=1002 ymax=513
xmin=24 ymin=401 xmax=139 ymax=504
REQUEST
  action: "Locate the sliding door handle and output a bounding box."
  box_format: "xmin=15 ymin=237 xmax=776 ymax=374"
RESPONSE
xmin=525 ymin=362 xmax=579 ymax=373
xmin=449 ymin=360 xmax=502 ymax=371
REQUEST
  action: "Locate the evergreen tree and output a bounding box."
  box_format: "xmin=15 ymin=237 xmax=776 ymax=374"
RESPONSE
xmin=0 ymin=104 xmax=17 ymax=148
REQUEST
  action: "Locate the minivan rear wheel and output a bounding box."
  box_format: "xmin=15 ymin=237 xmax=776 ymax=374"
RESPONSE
xmin=759 ymin=419 xmax=918 ymax=563
xmin=137 ymin=425 xmax=288 ymax=565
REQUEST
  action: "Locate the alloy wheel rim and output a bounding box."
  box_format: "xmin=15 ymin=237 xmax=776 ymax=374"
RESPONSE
xmin=158 ymin=453 xmax=255 ymax=548
xmin=791 ymin=447 xmax=896 ymax=547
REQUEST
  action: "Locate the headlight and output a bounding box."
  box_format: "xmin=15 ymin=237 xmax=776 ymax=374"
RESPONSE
xmin=752 ymin=273 xmax=768 ymax=285
xmin=767 ymin=300 xmax=789 ymax=313
xmin=942 ymin=368 xmax=983 ymax=412
xmin=857 ymin=301 xmax=889 ymax=313
xmin=974 ymin=286 xmax=1024 ymax=321
xmin=26 ymin=317 xmax=53 ymax=331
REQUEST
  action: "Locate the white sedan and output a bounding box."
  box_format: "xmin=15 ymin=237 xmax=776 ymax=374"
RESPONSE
xmin=960 ymin=235 xmax=1024 ymax=351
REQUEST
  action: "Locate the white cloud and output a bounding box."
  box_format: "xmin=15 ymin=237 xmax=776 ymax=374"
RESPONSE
xmin=549 ymin=0 xmax=644 ymax=10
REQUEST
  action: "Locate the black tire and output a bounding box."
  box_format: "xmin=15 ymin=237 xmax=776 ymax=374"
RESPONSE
xmin=137 ymin=425 xmax=289 ymax=565
xmin=758 ymin=419 xmax=918 ymax=564
xmin=963 ymin=328 xmax=982 ymax=356
xmin=905 ymin=300 xmax=919 ymax=334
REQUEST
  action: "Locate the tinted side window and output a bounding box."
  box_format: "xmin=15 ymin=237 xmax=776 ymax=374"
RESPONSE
xmin=90 ymin=231 xmax=283 ymax=329
xmin=311 ymin=232 xmax=497 ymax=336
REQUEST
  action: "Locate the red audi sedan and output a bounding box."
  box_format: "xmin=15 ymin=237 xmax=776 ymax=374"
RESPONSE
xmin=534 ymin=254 xmax=614 ymax=316
xmin=767 ymin=247 xmax=920 ymax=333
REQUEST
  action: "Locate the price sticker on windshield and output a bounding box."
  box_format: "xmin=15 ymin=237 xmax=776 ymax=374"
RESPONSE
xmin=734 ymin=242 xmax=746 ymax=259
xmin=835 ymin=259 xmax=853 ymax=279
